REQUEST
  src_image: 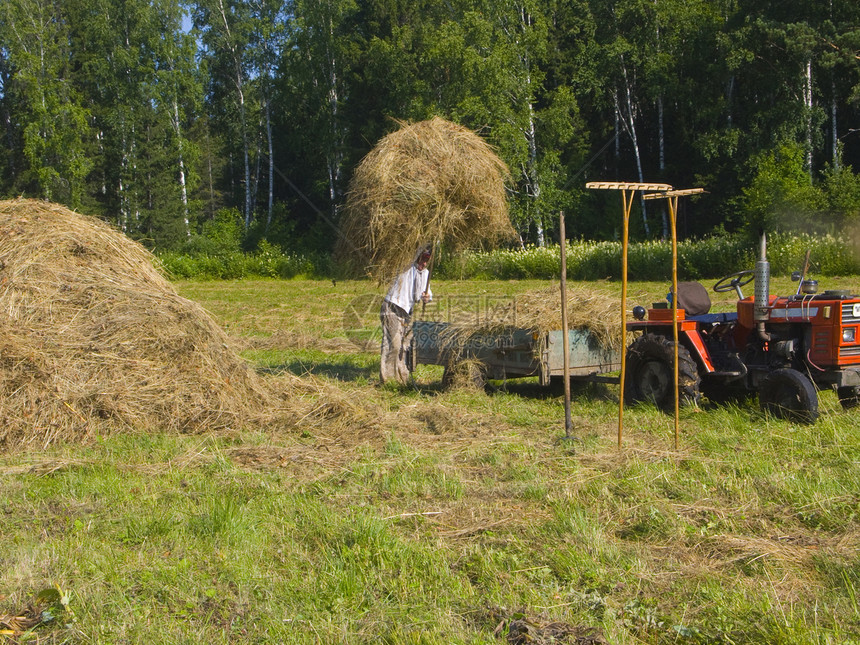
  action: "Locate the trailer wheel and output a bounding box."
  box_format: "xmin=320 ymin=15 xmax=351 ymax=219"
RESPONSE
xmin=442 ymin=360 xmax=486 ymax=391
xmin=759 ymin=368 xmax=818 ymax=424
xmin=624 ymin=334 xmax=700 ymax=411
xmin=837 ymin=386 xmax=860 ymax=410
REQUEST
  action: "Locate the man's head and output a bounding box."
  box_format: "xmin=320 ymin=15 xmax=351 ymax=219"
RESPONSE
xmin=417 ymin=248 xmax=432 ymax=269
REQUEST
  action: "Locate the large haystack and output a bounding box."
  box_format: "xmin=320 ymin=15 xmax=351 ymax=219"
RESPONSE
xmin=0 ymin=199 xmax=275 ymax=448
xmin=338 ymin=117 xmax=515 ymax=283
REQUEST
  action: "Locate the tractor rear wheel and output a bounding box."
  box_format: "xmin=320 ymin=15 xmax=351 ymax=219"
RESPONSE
xmin=758 ymin=368 xmax=818 ymax=424
xmin=624 ymin=334 xmax=700 ymax=411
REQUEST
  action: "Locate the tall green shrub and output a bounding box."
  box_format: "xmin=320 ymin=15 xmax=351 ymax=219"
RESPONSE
xmin=739 ymin=144 xmax=823 ymax=235
xmin=435 ymin=233 xmax=858 ymax=281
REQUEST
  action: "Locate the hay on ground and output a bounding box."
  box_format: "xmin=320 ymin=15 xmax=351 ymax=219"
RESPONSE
xmin=338 ymin=116 xmax=515 ymax=283
xmin=0 ymin=199 xmax=279 ymax=448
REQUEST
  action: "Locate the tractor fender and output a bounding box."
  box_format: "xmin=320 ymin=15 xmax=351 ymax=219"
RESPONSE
xmin=680 ymin=329 xmax=716 ymax=373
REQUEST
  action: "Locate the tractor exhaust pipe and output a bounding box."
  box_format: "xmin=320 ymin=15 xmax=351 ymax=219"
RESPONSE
xmin=755 ymin=232 xmax=771 ymax=341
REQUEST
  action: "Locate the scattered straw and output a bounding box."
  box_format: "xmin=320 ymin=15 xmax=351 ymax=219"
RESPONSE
xmin=338 ymin=116 xmax=515 ymax=283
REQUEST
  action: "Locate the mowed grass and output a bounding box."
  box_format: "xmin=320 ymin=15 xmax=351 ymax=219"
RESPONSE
xmin=2 ymin=277 xmax=859 ymax=644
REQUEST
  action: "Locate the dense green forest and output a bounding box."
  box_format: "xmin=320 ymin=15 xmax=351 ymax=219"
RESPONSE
xmin=1 ymin=0 xmax=860 ymax=254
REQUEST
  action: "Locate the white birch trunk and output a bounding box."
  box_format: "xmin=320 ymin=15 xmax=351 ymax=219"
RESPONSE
xmin=217 ymin=0 xmax=252 ymax=227
xmin=503 ymin=6 xmax=543 ymax=246
xmin=804 ymin=59 xmax=813 ymax=175
xmin=727 ymin=75 xmax=734 ymax=128
xmin=829 ymin=1 xmax=838 ymax=169
xmin=119 ymin=126 xmax=128 ymax=232
xmin=657 ymin=95 xmax=667 ymax=239
xmin=172 ymin=99 xmax=190 ymax=237
xmin=240 ymin=86 xmax=251 ymax=227
xmin=653 ymin=2 xmax=668 ymax=239
xmin=617 ymin=57 xmax=649 ymax=236
xmin=525 ymin=76 xmax=543 ymax=246
xmin=614 ymin=90 xmax=621 ymax=161
xmin=252 ymin=135 xmax=261 ymax=218
xmin=528 ymin=114 xmax=544 ymax=246
xmin=831 ymin=81 xmax=838 ymax=170
xmin=266 ymin=98 xmax=274 ymax=228
xmin=131 ymin=116 xmax=140 ymax=226
xmin=326 ymin=12 xmax=343 ymax=214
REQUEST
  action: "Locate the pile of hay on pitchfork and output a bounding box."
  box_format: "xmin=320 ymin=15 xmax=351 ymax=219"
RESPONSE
xmin=0 ymin=199 xmax=280 ymax=448
xmin=338 ymin=116 xmax=515 ymax=283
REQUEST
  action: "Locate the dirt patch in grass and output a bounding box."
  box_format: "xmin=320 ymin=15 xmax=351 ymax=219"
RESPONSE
xmin=403 ymin=401 xmax=502 ymax=439
xmin=477 ymin=607 xmax=608 ymax=644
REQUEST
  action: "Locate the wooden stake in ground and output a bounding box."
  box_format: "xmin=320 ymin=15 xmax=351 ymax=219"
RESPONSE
xmin=559 ymin=212 xmax=573 ymax=437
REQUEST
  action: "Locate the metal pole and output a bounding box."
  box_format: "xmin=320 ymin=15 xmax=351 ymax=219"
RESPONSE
xmin=618 ymin=190 xmax=633 ymax=450
xmin=584 ymin=182 xmax=674 ymax=450
xmin=559 ymin=212 xmax=573 ymax=436
xmin=642 ymin=187 xmax=705 ymax=450
xmin=669 ymin=196 xmax=680 ymax=449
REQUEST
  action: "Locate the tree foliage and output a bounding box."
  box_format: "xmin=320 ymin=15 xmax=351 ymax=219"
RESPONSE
xmin=0 ymin=0 xmax=859 ymax=251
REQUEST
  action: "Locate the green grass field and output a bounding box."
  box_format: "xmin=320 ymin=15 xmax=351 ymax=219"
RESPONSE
xmin=2 ymin=277 xmax=859 ymax=644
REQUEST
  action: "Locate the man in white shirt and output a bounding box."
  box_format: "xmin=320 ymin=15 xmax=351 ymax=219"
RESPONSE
xmin=380 ymin=247 xmax=433 ymax=384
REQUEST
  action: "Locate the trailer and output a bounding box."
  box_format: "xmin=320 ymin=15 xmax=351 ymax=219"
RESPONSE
xmin=411 ymin=320 xmax=620 ymax=388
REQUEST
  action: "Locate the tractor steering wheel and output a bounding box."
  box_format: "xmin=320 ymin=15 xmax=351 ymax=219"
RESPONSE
xmin=713 ymin=269 xmax=755 ymax=294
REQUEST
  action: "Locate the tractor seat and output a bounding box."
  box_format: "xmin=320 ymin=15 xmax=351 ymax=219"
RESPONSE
xmin=672 ymin=281 xmax=712 ymax=316
xmin=671 ymin=281 xmax=737 ymax=324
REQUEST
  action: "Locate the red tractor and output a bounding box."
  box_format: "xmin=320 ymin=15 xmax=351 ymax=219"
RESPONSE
xmin=625 ymin=234 xmax=860 ymax=424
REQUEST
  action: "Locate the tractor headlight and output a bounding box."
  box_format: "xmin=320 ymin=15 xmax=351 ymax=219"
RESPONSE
xmin=843 ymin=327 xmax=856 ymax=343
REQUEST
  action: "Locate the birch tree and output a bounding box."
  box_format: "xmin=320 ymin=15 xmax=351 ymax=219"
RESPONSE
xmin=488 ymin=0 xmax=551 ymax=244
xmin=151 ymin=0 xmax=203 ymax=238
xmin=248 ymin=0 xmax=288 ymax=231
xmin=194 ymin=0 xmax=256 ymax=227
xmin=599 ymin=22 xmax=650 ymax=234
xmin=0 ymin=0 xmax=92 ymax=206
xmin=65 ymin=0 xmax=155 ymax=228
xmin=418 ymin=0 xmax=583 ymax=245
xmin=285 ymin=0 xmax=357 ymax=219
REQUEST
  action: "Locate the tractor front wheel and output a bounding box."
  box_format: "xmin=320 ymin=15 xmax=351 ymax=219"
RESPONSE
xmin=758 ymin=368 xmax=818 ymax=424
xmin=624 ymin=334 xmax=700 ymax=411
